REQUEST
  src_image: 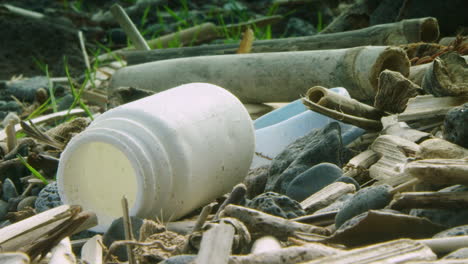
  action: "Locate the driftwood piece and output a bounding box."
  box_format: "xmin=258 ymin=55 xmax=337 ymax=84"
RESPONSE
xmin=110 ymin=4 xmax=149 ymax=51
xmin=368 ymin=135 xmax=420 ymax=184
xmin=300 ymin=182 xmax=356 ymax=213
xmin=111 ymin=46 xmax=410 ymax=103
xmin=304 ymin=239 xmax=436 ymax=264
xmin=397 ymin=95 xmax=468 ymax=122
xmin=374 ymin=70 xmax=421 ymax=113
xmin=407 ymin=261 xmax=468 ymax=264
xmin=195 ymin=223 xmax=235 ymax=264
xmin=221 ymin=205 xmax=330 ymax=241
xmin=326 ymin=210 xmax=445 ymax=247
xmin=381 ymin=120 xmax=431 ymax=144
xmin=81 ymin=235 xmax=103 ymax=264
xmin=229 ymin=243 xmax=344 ymax=264
xmin=0 ymin=252 xmax=30 ymax=264
xmin=305 ymin=86 xmax=384 ymax=120
xmin=122 ymin=18 xmax=437 ymax=65
xmin=419 ymin=138 xmax=468 ymax=159
xmin=214 ymin=183 xmax=247 ymax=220
xmin=422 ymin=52 xmax=468 ymax=96
xmin=342 ymin=149 xmax=380 ymax=182
xmin=49 ymin=237 xmax=76 ymax=264
xmin=409 ymin=56 xmax=468 ymax=87
xmin=390 ymin=191 xmax=468 ymax=210
xmin=302 ymin=89 xmax=383 ymax=130
xmin=405 ymin=159 xmax=468 ymax=185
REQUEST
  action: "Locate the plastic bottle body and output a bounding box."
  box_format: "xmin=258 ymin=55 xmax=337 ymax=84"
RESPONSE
xmin=57 ymin=83 xmax=255 ymax=232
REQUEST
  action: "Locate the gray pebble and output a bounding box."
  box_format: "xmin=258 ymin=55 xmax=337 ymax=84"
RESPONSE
xmin=160 ymin=255 xmax=196 ymax=264
xmin=335 ymin=185 xmax=393 ymax=228
xmin=0 ymin=200 xmax=9 ymax=221
xmin=247 ymin=192 xmax=305 ymax=219
xmin=443 ymin=248 xmax=468 ymax=259
xmin=35 ymin=182 xmax=63 ymax=213
xmin=285 ymin=163 xmax=343 ymax=202
xmin=4 ymin=76 xmax=48 ymax=102
xmin=444 ymin=103 xmax=468 ymax=148
xmin=2 ymin=178 xmax=18 ymax=201
xmin=17 ymin=196 xmax=37 ymax=211
xmin=103 ymin=216 xmax=144 ymax=261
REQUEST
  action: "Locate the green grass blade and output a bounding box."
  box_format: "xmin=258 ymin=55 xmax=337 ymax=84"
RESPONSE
xmin=45 ymin=65 xmax=58 ymax=113
xmin=17 ymin=154 xmax=49 ymax=185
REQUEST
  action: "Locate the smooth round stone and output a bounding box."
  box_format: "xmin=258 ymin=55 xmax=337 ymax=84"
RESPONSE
xmin=335 ymin=185 xmax=393 ymax=228
xmin=286 ymin=163 xmax=343 ymax=202
xmin=35 ymin=182 xmax=63 ymax=213
xmin=2 ymin=178 xmax=18 ymax=201
xmin=17 ymin=196 xmax=37 ymax=211
xmin=0 ymin=200 xmax=9 ymax=221
xmin=444 ymin=103 xmax=468 ymax=148
xmin=103 ymin=216 xmax=144 ymax=261
xmin=434 ymin=225 xmax=468 ymax=238
xmin=443 ymin=248 xmax=468 ymax=259
xmin=247 ymin=192 xmax=305 ymax=219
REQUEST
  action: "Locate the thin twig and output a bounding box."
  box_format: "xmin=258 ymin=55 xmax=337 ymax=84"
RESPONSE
xmin=122 ymin=196 xmax=136 ymax=264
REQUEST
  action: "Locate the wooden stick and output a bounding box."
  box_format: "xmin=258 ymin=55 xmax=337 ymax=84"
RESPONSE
xmin=215 ymin=183 xmax=247 ymax=220
xmin=49 ymin=237 xmax=76 ymax=264
xmin=390 ymin=191 xmax=468 ymax=210
xmin=121 ymin=18 xmax=436 ymax=65
xmin=405 ymin=159 xmax=468 ymax=185
xmin=221 ymin=205 xmax=330 ymax=241
xmin=397 ymin=95 xmax=468 ymax=122
xmin=300 ymin=182 xmax=356 ymax=213
xmin=5 ymin=120 xmax=17 ymax=152
xmin=121 ymin=196 xmax=136 ymax=264
xmin=78 ymin=31 xmax=91 ymax=71
xmin=195 ymin=223 xmax=235 ymax=264
xmin=110 ymin=4 xmax=150 ymax=51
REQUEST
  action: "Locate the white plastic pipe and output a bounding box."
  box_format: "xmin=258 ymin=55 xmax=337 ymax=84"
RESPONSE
xmin=57 ymin=83 xmax=255 ymax=232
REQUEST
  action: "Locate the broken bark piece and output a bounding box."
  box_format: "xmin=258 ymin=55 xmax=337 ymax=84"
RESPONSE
xmin=390 ymin=191 xmax=468 ymax=210
xmin=230 ymin=243 xmax=344 ymax=264
xmin=81 ymin=235 xmax=103 ymax=264
xmin=237 ymin=27 xmax=254 ymax=54
xmin=304 ymin=239 xmax=436 ymax=263
xmin=292 ymin=211 xmax=338 ymax=227
xmin=111 ymin=46 xmax=409 ymax=103
xmin=409 ymin=56 xmax=468 ymax=86
xmin=342 ymin=149 xmax=380 ymax=183
xmin=405 ymin=159 xmax=468 ymax=185
xmin=382 ymin=122 xmax=431 ymax=143
xmin=195 ymin=223 xmax=235 ymax=264
xmin=368 ymin=135 xmax=420 ymax=184
xmin=305 ymin=86 xmax=384 ymax=120
xmin=327 ymin=210 xmax=445 ymax=247
xmin=300 ymin=182 xmax=356 ymax=214
xmin=422 ymin=52 xmax=468 ymax=97
xmin=374 ymin=70 xmax=421 ymax=113
xmin=419 ymin=138 xmax=468 ymax=159
xmin=397 ymin=95 xmax=468 ymax=123
xmin=221 ymin=205 xmax=330 ymax=241
xmin=49 ymin=237 xmax=76 ymax=264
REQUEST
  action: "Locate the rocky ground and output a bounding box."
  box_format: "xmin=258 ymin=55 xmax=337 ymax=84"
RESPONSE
xmin=0 ymin=0 xmax=467 ymax=263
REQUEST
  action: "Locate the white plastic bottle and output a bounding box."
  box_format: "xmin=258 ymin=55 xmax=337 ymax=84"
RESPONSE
xmin=57 ymin=83 xmax=255 ymax=232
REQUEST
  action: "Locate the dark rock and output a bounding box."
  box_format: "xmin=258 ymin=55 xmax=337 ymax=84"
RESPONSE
xmin=285 ymin=163 xmax=343 ymax=202
xmin=107 ymin=28 xmax=127 ymax=45
xmin=0 ymin=220 xmax=11 ymax=228
xmin=411 ymin=185 xmax=468 ymax=228
xmin=247 ymin=192 xmax=305 ymax=219
xmin=57 ymin=94 xmax=75 ymax=111
xmin=35 ymin=182 xmax=63 ymax=213
xmin=0 ymin=200 xmax=9 ymax=221
xmin=443 ymin=248 xmax=468 ymax=259
xmin=265 ymin=122 xmax=344 ymax=194
xmin=3 ymin=76 xmax=48 ymax=103
xmin=434 ymin=225 xmax=468 ymax=238
xmin=2 ymin=178 xmax=18 ymax=201
xmin=0 ymin=101 xmax=22 ymax=114
xmin=335 ymin=176 xmax=360 ymax=191
xmin=160 ymin=255 xmax=196 ymax=264
xmin=444 ymin=103 xmax=468 ymax=148
xmin=335 ymin=185 xmax=393 ymax=228
xmin=284 ymin=17 xmax=316 ymax=37
xmin=103 ymin=216 xmax=144 ymax=261
xmin=17 ymin=196 xmax=37 ymax=211
xmin=244 ymin=165 xmax=269 ymax=199
xmin=7 ymin=197 xmax=23 ymax=212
